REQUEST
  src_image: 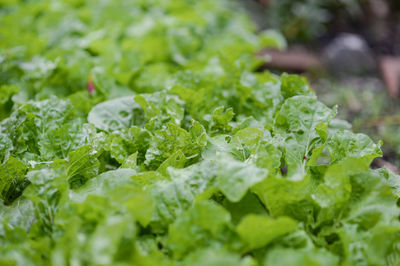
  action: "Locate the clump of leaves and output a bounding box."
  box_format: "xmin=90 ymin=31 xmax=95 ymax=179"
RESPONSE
xmin=1 ymin=0 xmax=399 ymax=265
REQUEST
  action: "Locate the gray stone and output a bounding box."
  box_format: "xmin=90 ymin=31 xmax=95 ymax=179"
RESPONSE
xmin=323 ymin=33 xmax=376 ymax=76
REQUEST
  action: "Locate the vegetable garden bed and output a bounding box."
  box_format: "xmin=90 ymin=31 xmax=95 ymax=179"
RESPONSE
xmin=1 ymin=0 xmax=400 ymax=265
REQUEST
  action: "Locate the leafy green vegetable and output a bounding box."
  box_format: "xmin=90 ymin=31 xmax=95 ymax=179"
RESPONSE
xmin=1 ymin=0 xmax=399 ymax=265
xmin=236 ymin=214 xmax=298 ymax=251
xmin=88 ymin=96 xmax=144 ymax=132
xmin=66 ymin=145 xmax=101 ymax=188
xmin=274 ymin=95 xmax=336 ymax=180
xmin=215 ymin=155 xmax=268 ymax=202
xmin=167 ymin=201 xmax=231 ymax=258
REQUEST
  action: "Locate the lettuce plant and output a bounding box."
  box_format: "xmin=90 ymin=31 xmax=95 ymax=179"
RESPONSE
xmin=1 ymin=0 xmax=399 ymax=265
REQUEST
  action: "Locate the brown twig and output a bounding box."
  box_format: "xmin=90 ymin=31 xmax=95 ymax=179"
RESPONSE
xmin=258 ymin=49 xmax=323 ymax=72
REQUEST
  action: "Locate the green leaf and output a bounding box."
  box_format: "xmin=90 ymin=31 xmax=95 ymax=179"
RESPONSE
xmin=252 ymin=141 xmax=282 ymax=174
xmin=69 ymin=168 xmax=137 ymax=203
xmin=230 ymin=127 xmax=264 ymax=160
xmin=252 ymin=175 xmax=316 ymax=221
xmin=104 ymin=126 xmax=151 ymax=164
xmin=208 ymin=107 xmax=235 ymax=134
xmin=312 ymin=157 xmax=372 ymax=223
xmin=0 ymin=157 xmax=28 ymax=205
xmin=264 ymin=247 xmax=339 ymax=266
xmin=148 ymin=159 xmax=218 ymax=229
xmin=0 ymin=84 xmax=19 ymax=120
xmin=23 ymin=167 xmax=68 ymax=236
xmin=0 ymin=97 xmax=84 ymax=162
xmin=167 ymin=201 xmax=231 ymax=258
xmin=326 ymin=130 xmax=382 ymax=166
xmin=236 ymin=214 xmax=297 ymax=251
xmin=88 ymin=96 xmax=145 ymax=132
xmin=183 ymin=248 xmax=253 ymax=266
xmin=157 ymin=150 xmax=187 ymax=176
xmin=216 ymin=155 xmax=268 ymax=202
xmin=66 ymin=145 xmax=101 ymax=189
xmin=274 ymin=96 xmax=336 ymax=180
xmin=0 ymin=197 xmax=34 ymax=237
xmin=145 ymin=123 xmax=206 ymax=170
xmin=114 ymin=186 xmax=154 ymax=227
xmin=222 ymin=192 xmax=268 ymax=225
xmin=134 ymin=92 xmax=185 ymax=130
xmin=344 ymin=170 xmax=399 ymax=230
xmin=88 ymin=214 xmax=136 ymax=265
xmin=280 ymin=73 xmax=312 ymax=99
xmin=121 ymin=152 xmax=138 ymax=169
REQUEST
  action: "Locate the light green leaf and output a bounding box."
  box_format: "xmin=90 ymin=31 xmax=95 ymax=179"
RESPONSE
xmin=216 ymin=155 xmax=268 ymax=202
xmin=208 ymin=107 xmax=235 ymax=134
xmin=121 ymin=152 xmax=138 ymax=169
xmin=88 ymin=96 xmax=145 ymax=132
xmin=149 ymin=160 xmax=218 ymax=229
xmin=252 ymin=175 xmax=315 ymax=221
xmin=327 ymin=130 xmax=382 ymax=166
xmin=274 ymin=96 xmax=336 ymax=180
xmin=69 ymin=168 xmax=136 ymax=203
xmin=66 ymin=145 xmax=101 ymax=189
xmin=183 ymin=248 xmax=253 ymax=266
xmin=264 ymin=247 xmax=339 ymax=266
xmin=88 ymin=214 xmax=136 ymax=265
xmin=167 ymin=201 xmax=231 ymax=258
xmin=145 ymin=123 xmax=206 ymax=170
xmin=280 ymin=73 xmax=313 ymax=99
xmin=237 ymin=214 xmax=297 ymax=251
xmin=0 ymin=157 xmax=28 ymax=205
